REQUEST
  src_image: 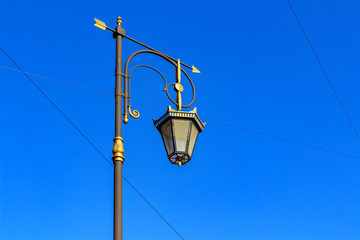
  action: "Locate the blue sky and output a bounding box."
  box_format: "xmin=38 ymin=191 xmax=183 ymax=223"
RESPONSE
xmin=1 ymin=0 xmax=360 ymax=239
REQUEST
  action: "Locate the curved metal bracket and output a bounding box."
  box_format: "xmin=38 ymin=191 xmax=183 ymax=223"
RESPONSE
xmin=129 ymin=65 xmax=168 ymax=87
xmin=122 ymin=50 xmax=196 ymax=123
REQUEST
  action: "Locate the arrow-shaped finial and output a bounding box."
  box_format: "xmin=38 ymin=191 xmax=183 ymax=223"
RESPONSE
xmin=94 ymin=18 xmax=107 ymax=30
xmin=192 ymin=65 xmax=201 ymax=73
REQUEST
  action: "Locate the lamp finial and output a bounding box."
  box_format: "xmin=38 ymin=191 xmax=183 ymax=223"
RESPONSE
xmin=117 ymin=16 xmax=122 ymax=26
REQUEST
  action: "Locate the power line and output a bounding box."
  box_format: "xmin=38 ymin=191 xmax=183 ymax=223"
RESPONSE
xmin=1 ymin=64 xmax=359 ymax=161
xmin=204 ymin=119 xmax=360 ymax=160
xmin=286 ymin=0 xmax=360 ymax=142
xmin=123 ymin=177 xmax=185 ymax=240
xmin=0 ymin=51 xmax=113 ymax=167
xmin=0 ymin=48 xmax=185 ymax=240
xmin=0 ymin=65 xmax=112 ymax=96
xmin=0 ymin=65 xmax=168 ymax=109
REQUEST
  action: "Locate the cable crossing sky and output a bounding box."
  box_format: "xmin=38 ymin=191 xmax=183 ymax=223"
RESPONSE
xmin=1 ymin=64 xmax=359 ymax=161
xmin=286 ymin=0 xmax=360 ymax=142
xmin=0 ymin=48 xmax=186 ymax=240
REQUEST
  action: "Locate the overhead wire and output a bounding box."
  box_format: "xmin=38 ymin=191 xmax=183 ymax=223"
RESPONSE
xmin=123 ymin=177 xmax=185 ymax=240
xmin=2 ymin=48 xmax=360 ymax=238
xmin=2 ymin=5 xmax=360 ymax=237
xmin=0 ymin=48 xmax=185 ymax=240
xmin=286 ymin=0 xmax=360 ymax=142
xmin=1 ymin=64 xmax=359 ymax=161
xmin=205 ymin=119 xmax=360 ymax=160
xmin=0 ymin=51 xmax=113 ymax=167
xmin=0 ymin=65 xmax=113 ymax=96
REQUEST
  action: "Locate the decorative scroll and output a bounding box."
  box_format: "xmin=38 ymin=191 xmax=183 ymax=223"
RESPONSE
xmin=122 ymin=50 xmax=197 ymax=123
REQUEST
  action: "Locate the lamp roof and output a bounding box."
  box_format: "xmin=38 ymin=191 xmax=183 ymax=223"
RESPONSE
xmin=153 ymin=106 xmax=205 ymax=132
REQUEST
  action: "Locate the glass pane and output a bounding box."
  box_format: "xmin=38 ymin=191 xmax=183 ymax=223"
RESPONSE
xmin=188 ymin=122 xmax=199 ymax=157
xmin=172 ymin=119 xmax=191 ymax=152
xmin=160 ymin=120 xmax=174 ymax=156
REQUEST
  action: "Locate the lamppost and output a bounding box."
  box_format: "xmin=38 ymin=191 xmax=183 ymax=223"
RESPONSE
xmin=94 ymin=17 xmax=205 ymax=240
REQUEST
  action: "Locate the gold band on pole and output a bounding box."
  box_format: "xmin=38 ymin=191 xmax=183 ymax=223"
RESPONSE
xmin=112 ymin=137 xmax=125 ymax=162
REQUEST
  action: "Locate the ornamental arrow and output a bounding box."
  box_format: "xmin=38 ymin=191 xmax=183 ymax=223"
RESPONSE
xmin=192 ymin=65 xmax=201 ymax=73
xmin=94 ymin=18 xmax=201 ymax=74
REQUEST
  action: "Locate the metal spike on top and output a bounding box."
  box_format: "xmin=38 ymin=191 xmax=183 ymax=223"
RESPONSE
xmin=117 ymin=16 xmax=122 ymax=26
xmin=175 ymin=59 xmax=183 ymax=111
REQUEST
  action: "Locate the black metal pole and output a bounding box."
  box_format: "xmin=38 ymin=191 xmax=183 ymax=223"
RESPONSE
xmin=112 ymin=17 xmax=125 ymax=240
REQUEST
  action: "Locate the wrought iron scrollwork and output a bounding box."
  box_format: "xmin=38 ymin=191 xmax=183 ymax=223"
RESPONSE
xmin=122 ymin=50 xmax=197 ymax=123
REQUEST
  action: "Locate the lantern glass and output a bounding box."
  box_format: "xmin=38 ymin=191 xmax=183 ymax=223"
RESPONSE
xmin=160 ymin=120 xmax=174 ymax=156
xmin=153 ymin=107 xmax=205 ymax=166
xmin=187 ymin=122 xmax=199 ymax=157
xmin=172 ymin=119 xmax=191 ymax=152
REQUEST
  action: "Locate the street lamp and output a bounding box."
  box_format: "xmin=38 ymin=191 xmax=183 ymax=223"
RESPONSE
xmin=154 ymin=106 xmax=205 ymax=166
xmin=94 ymin=16 xmax=205 ymax=240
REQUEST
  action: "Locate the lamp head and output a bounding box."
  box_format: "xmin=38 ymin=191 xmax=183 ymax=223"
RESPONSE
xmin=153 ymin=106 xmax=205 ymax=166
